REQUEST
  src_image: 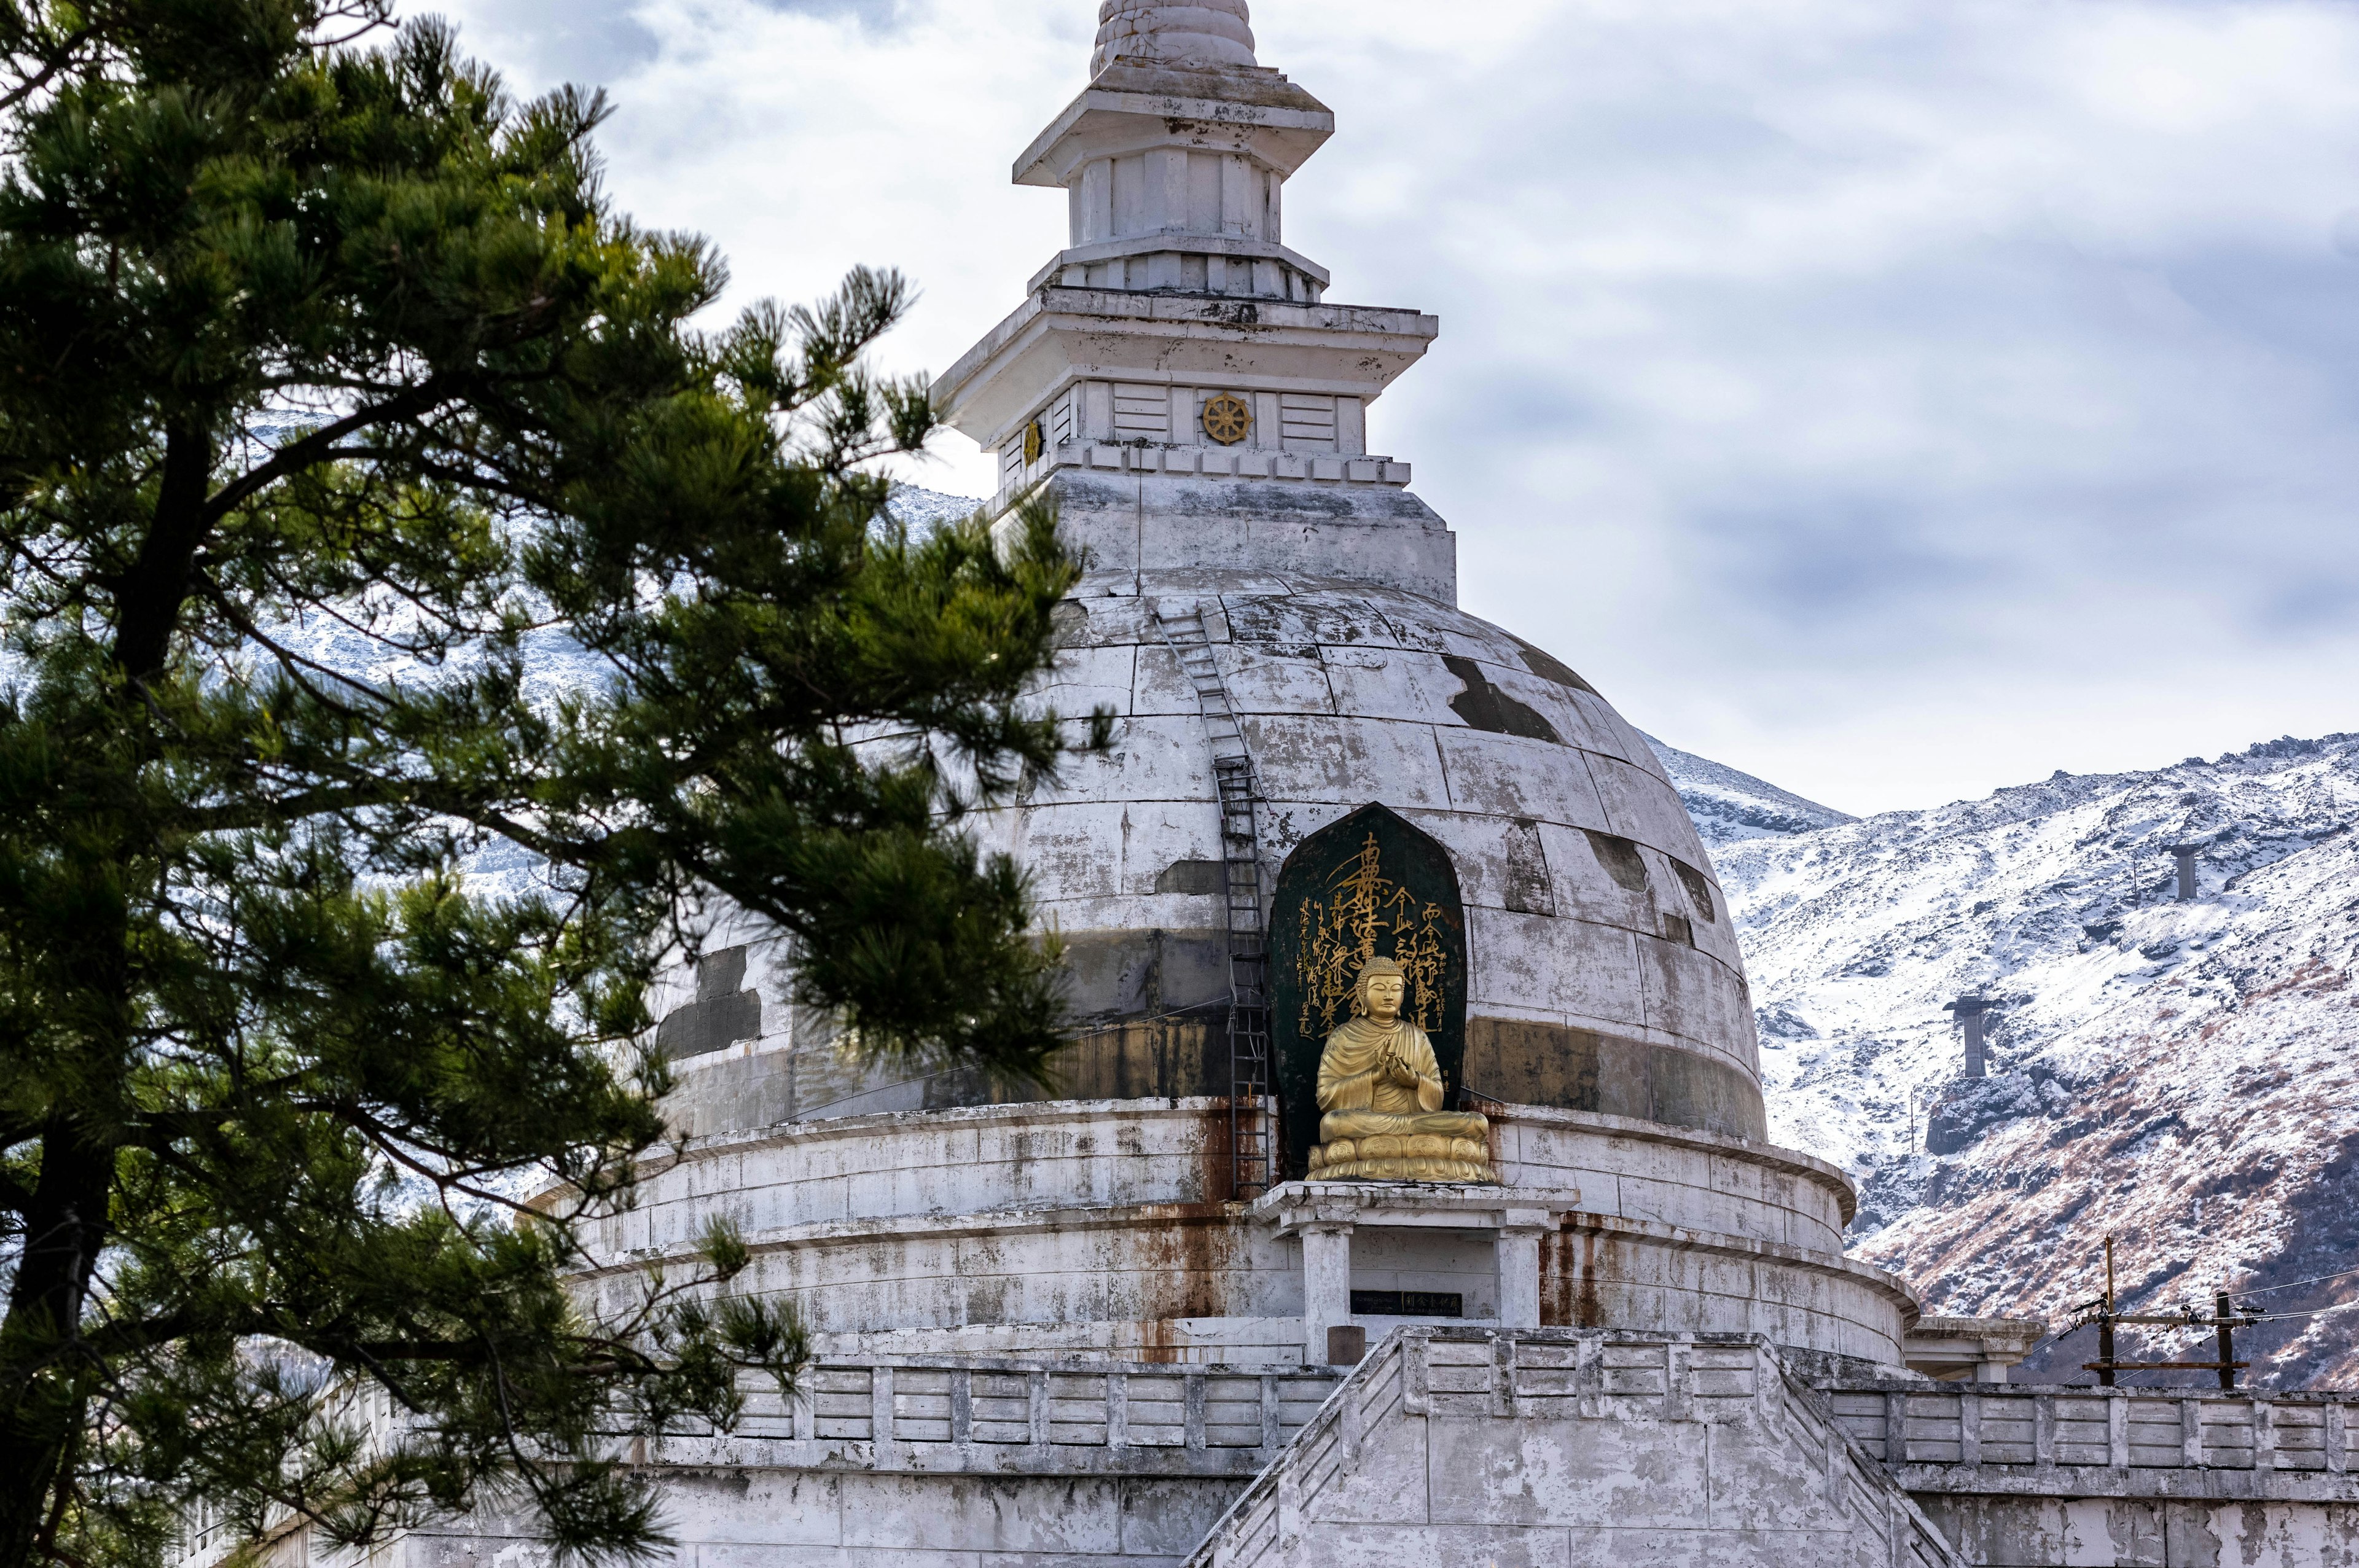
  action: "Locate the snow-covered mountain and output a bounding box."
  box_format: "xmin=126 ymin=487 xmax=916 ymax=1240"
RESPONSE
xmin=886 ymin=484 xmax=992 ymax=532
xmin=1640 ymin=733 xmax=1856 ymax=848
xmin=1712 ymin=734 xmax=2359 ymax=1388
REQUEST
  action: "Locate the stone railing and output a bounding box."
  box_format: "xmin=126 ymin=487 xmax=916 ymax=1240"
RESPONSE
xmin=1182 ymin=1317 xmax=1417 ymax=1565
xmin=1048 ymin=440 xmax=1412 ymax=486
xmin=649 ymin=1354 xmax=1341 ymax=1478
xmin=1825 ymin=1381 xmax=2359 ymax=1499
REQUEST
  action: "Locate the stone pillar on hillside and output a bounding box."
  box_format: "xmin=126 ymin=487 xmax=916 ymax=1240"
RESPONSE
xmin=1945 ymin=996 xmax=1995 ymax=1078
xmin=2170 ymin=843 xmax=2203 ymax=902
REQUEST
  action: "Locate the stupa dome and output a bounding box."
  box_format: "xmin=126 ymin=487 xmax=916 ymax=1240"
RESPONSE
xmin=984 ymin=551 xmax=1768 ymax=1148
xmin=1092 ymin=0 xmax=1258 ymax=76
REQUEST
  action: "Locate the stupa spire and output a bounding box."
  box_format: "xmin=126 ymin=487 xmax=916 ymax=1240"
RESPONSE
xmin=1090 ymin=1 xmax=1258 ymax=77
xmin=938 ymin=0 xmax=1442 ymax=595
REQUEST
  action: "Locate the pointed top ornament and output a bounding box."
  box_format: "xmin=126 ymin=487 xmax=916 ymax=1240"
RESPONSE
xmin=1090 ymin=0 xmax=1257 ymax=76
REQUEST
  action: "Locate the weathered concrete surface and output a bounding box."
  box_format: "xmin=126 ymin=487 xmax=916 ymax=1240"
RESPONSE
xmin=1092 ymin=0 xmax=1258 ymax=75
xmin=638 ymin=568 xmax=1769 ymax=1150
xmin=1916 ymin=1494 xmax=2359 ymax=1567
xmin=566 ymin=1098 xmax=1914 ymax=1368
xmin=187 ymin=1356 xmax=1346 ymax=1568
xmin=1186 ymin=1327 xmax=1966 ymax=1567
xmin=952 ymin=572 xmax=1769 ymax=1145
xmin=1903 ymin=1317 xmax=2048 ymax=1383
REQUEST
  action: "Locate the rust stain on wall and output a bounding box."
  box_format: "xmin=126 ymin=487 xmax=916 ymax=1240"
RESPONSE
xmin=1541 ymin=1226 xmax=1608 ymax=1330
xmin=1135 ymin=1205 xmax=1248 ymax=1348
xmin=1136 ymin=1112 xmax=1250 ymax=1336
xmin=1577 ymin=1232 xmax=1606 ymax=1329
xmin=1198 ymin=1102 xmax=1234 ymax=1204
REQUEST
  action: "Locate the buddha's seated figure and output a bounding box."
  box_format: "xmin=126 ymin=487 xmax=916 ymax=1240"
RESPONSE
xmin=1307 ymin=956 xmax=1495 ymax=1183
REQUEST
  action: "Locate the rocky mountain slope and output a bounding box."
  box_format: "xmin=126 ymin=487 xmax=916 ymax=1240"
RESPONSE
xmin=1711 ymin=734 xmax=2359 ymax=1388
xmin=1641 ymin=733 xmax=1856 ymax=848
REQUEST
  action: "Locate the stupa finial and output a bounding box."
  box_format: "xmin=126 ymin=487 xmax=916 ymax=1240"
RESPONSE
xmin=1090 ymin=1 xmax=1257 ymax=77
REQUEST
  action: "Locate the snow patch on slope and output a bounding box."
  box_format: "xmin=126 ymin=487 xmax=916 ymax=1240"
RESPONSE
xmin=1713 ymin=735 xmax=2359 ymax=1388
xmin=887 ymin=485 xmax=991 ymax=531
xmin=1641 ymin=732 xmax=1857 ymax=848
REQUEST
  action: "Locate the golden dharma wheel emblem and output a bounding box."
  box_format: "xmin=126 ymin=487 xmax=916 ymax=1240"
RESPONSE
xmin=1022 ymin=418 xmax=1044 ymax=466
xmin=1201 ymin=392 xmax=1253 ymax=446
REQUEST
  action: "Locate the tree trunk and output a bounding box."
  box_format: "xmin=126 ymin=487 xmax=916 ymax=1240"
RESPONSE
xmin=0 ymin=416 xmax=209 ymax=1566
xmin=112 ymin=416 xmax=214 ymax=681
xmin=0 ymin=1128 xmax=115 ymax=1568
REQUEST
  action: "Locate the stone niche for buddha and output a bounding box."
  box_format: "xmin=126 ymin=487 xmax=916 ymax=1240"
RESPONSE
xmin=1270 ymin=804 xmax=1496 ymax=1184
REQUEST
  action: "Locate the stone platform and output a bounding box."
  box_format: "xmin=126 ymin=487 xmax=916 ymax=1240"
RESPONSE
xmin=568 ymin=1096 xmax=1917 ymax=1371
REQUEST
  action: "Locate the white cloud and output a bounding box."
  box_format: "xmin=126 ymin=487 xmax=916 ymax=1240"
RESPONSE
xmin=429 ymin=0 xmax=2359 ymax=813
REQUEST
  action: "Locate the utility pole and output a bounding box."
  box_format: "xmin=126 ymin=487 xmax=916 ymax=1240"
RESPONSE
xmin=2071 ymin=1235 xmax=2255 ymax=1386
xmin=2099 ymin=1237 xmax=2116 ymax=1387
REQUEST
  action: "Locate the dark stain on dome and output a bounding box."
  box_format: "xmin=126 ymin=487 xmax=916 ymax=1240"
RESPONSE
xmin=1442 ymin=655 xmax=1561 ymax=743
xmin=1670 ymin=858 xmax=1718 ymax=922
xmin=1586 ymin=832 xmax=1651 ymax=893
xmin=1511 ymin=635 xmax=1599 ymax=694
xmin=655 ymin=946 xmax=762 ymax=1061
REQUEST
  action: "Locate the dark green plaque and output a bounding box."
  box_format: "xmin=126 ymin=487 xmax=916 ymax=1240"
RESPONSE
xmin=1268 ymin=804 xmax=1468 ymax=1179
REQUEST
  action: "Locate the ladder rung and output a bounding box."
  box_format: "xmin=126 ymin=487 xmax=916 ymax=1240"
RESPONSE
xmin=1162 ymin=604 xmax=1273 ymax=1201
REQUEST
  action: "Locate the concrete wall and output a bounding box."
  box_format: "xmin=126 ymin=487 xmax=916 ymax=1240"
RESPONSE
xmin=189 ymin=1338 xmax=2359 ymax=1568
xmin=966 ymin=566 xmax=1767 ymax=1142
xmin=567 ymin=1099 xmax=1907 ymax=1368
xmin=195 ymin=1359 xmax=1347 ymax=1568
xmin=1915 ymin=1496 xmax=2359 ymax=1567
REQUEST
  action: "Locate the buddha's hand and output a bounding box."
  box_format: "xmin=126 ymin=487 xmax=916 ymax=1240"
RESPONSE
xmin=1379 ymin=1043 xmax=1420 ymax=1088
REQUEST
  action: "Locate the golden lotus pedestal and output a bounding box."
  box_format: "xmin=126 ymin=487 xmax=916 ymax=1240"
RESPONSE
xmin=1306 ymin=1132 xmax=1495 ymax=1184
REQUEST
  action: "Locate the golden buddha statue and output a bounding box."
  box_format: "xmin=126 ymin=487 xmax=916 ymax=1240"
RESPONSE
xmin=1305 ymin=956 xmax=1496 ymax=1182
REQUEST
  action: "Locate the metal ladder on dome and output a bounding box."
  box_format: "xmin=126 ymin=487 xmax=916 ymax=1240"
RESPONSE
xmin=1154 ymin=603 xmax=1273 ymax=1201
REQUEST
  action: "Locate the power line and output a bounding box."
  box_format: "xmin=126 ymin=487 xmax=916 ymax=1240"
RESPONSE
xmin=2233 ymin=1263 xmax=2359 ymax=1300
xmin=2244 ymin=1300 xmax=2359 ymax=1324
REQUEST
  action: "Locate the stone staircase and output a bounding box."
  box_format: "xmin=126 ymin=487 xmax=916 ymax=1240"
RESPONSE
xmin=1184 ymin=1327 xmax=1966 ymax=1567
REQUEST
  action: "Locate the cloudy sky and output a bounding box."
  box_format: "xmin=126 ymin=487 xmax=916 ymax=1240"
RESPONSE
xmin=428 ymin=0 xmax=2359 ymax=815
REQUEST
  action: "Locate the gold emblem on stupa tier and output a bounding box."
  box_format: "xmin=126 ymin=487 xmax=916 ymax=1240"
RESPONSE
xmin=1201 ymin=392 xmax=1253 ymax=446
xmin=1297 ymin=835 xmax=1493 ymax=1183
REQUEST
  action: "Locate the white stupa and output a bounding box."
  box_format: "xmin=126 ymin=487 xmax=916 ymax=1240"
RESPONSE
xmin=627 ymin=0 xmax=1912 ymax=1446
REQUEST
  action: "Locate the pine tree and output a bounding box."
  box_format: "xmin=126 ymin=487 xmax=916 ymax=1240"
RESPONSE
xmin=0 ymin=2 xmax=1093 ymax=1562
